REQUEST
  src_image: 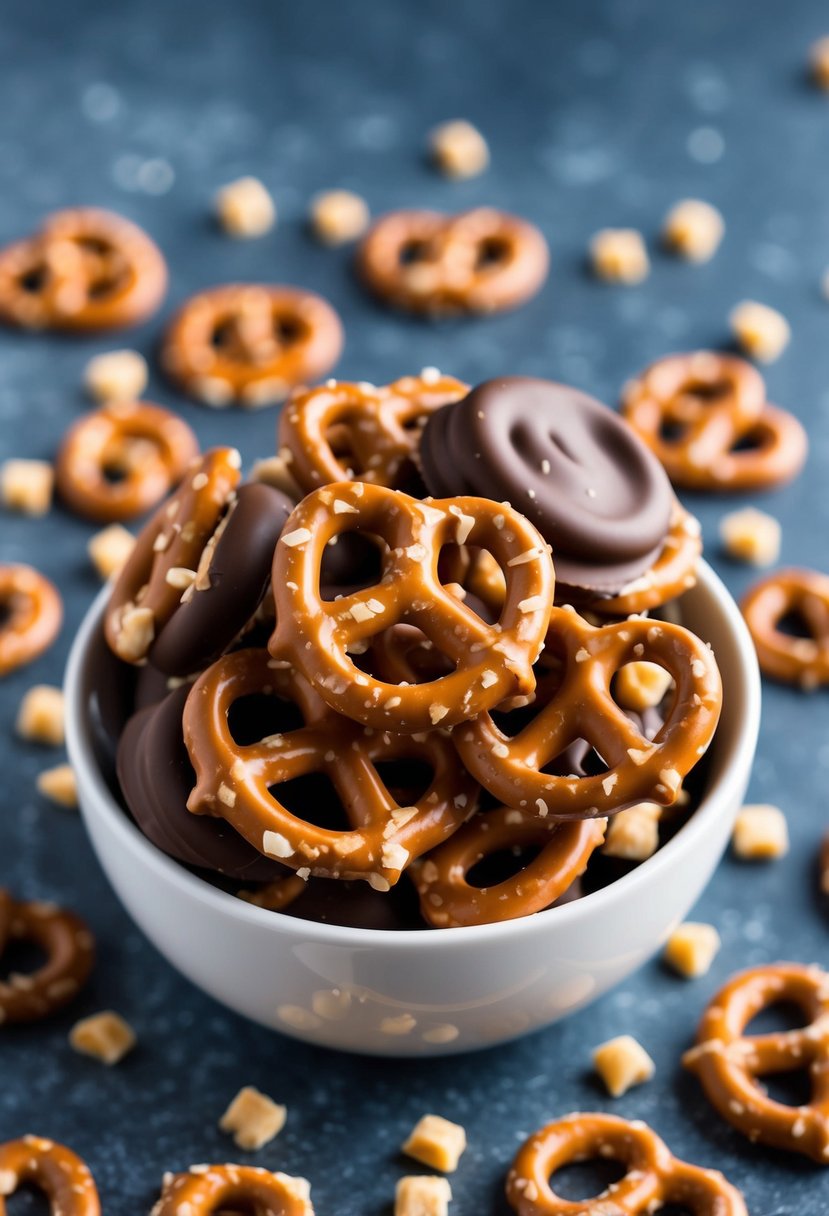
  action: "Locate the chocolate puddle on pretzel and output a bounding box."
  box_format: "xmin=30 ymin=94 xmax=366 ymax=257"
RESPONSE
xmin=420 ymin=376 xmax=674 ymax=599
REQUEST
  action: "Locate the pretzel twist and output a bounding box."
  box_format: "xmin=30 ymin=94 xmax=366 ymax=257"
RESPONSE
xmin=0 ymin=893 xmax=94 ymax=1024
xmin=183 ymin=648 xmax=479 ymax=886
xmin=268 ymin=482 xmax=555 ymax=733
xmin=683 ymin=962 xmax=829 ymax=1164
xmin=741 ymin=568 xmax=829 ymax=689
xmin=151 ymin=1165 xmax=312 ymax=1216
xmin=455 ymin=608 xmax=721 ymax=819
xmin=506 ymin=1112 xmax=747 ymax=1216
xmin=0 ymin=564 xmax=62 ymax=677
xmin=0 ymin=1137 xmax=100 ymax=1216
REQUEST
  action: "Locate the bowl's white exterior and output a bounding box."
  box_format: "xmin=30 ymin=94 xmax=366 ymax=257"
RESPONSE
xmin=65 ymin=563 xmax=760 ymax=1056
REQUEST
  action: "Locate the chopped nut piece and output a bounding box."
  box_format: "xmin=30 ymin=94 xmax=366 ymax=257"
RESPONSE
xmin=664 ymin=922 xmax=722 ymax=978
xmin=309 ymin=189 xmax=370 ymax=245
xmin=69 ymin=1011 xmax=136 ymax=1064
xmin=662 ymin=199 xmax=724 ymax=263
xmin=719 ymin=507 xmax=781 ymax=567
xmin=429 ymin=119 xmax=489 ymax=179
xmin=219 ymin=1085 xmax=287 ymax=1150
xmin=602 ymin=802 xmax=661 ymax=861
xmin=88 ymin=523 xmax=135 ymax=580
xmin=215 ymin=176 xmax=276 ymax=238
xmin=402 ymin=1115 xmax=467 ymax=1173
xmin=590 ymin=228 xmax=650 ymax=284
xmin=810 ymin=36 xmax=829 ymax=89
xmin=0 ymin=458 xmax=54 ymax=516
xmin=113 ymin=606 xmax=155 ymax=662
xmin=729 ymin=300 xmax=790 ymax=363
xmin=395 ymin=1175 xmax=452 ymax=1216
xmin=16 ymin=685 xmax=65 ymax=746
xmin=36 ymin=763 xmax=77 ymax=809
xmin=250 ymin=453 xmax=304 ymax=499
xmin=732 ymin=803 xmax=789 ymax=860
xmin=84 ymin=349 xmax=148 ymax=402
xmin=593 ymin=1034 xmax=655 ymax=1097
xmin=614 ymin=661 xmax=673 ymax=712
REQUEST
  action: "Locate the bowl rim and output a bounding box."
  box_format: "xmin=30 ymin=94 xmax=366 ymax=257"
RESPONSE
xmin=65 ymin=561 xmax=760 ymax=951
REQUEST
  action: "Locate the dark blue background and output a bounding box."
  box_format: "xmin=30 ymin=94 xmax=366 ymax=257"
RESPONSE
xmin=1 ymin=2 xmax=827 ymax=1212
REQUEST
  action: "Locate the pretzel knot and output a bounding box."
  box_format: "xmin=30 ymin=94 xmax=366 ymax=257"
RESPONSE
xmin=279 ymin=372 xmax=469 ymax=494
xmin=0 ymin=1136 xmax=100 ymax=1216
xmin=0 ymin=564 xmax=62 ymax=678
xmin=622 ymin=351 xmax=806 ymax=492
xmin=0 ymin=207 xmax=166 ymax=331
xmin=357 ymin=208 xmax=550 ymax=316
xmin=683 ymin=962 xmax=829 ymax=1164
xmin=454 ymin=608 xmax=722 ymax=819
xmin=506 ymin=1112 xmax=747 ymax=1216
xmin=55 ymin=401 xmax=199 ymax=523
xmin=151 ymin=1165 xmax=312 ymax=1216
xmin=268 ymin=482 xmax=555 ymax=733
xmin=183 ymin=648 xmax=479 ymax=887
xmin=0 ymin=891 xmax=94 ymax=1024
xmin=741 ymin=568 xmax=829 ymax=689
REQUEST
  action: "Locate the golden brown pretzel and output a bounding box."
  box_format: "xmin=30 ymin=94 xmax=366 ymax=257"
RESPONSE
xmin=622 ymin=351 xmax=807 ymax=492
xmin=268 ymin=482 xmax=555 ymax=733
xmin=357 ymin=208 xmax=549 ymax=316
xmin=183 ymin=648 xmax=478 ymax=886
xmin=0 ymin=207 xmax=166 ymax=331
xmin=412 ymin=808 xmax=605 ymax=927
xmin=55 ymin=401 xmax=199 ymax=522
xmin=506 ymin=1112 xmax=747 ymax=1216
xmin=454 ymin=607 xmax=721 ymax=819
xmin=683 ymin=962 xmax=829 ymax=1164
xmin=0 ymin=893 xmax=94 ymax=1024
xmin=279 ymin=371 xmax=469 ymax=493
xmin=741 ymin=568 xmax=829 ymax=689
xmin=104 ymin=447 xmax=241 ymax=663
xmin=151 ymin=1165 xmax=312 ymax=1216
xmin=0 ymin=1136 xmax=100 ymax=1215
xmin=597 ymin=501 xmax=702 ymax=616
xmin=0 ymin=564 xmax=62 ymax=678
xmin=161 ymin=284 xmax=343 ymax=407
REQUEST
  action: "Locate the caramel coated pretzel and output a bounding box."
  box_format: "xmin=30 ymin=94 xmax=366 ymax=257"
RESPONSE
xmin=279 ymin=371 xmax=469 ymax=493
xmin=0 ymin=564 xmax=62 ymax=678
xmin=161 ymin=284 xmax=343 ymax=407
xmin=683 ymin=962 xmax=829 ymax=1164
xmin=0 ymin=207 xmax=166 ymax=331
xmin=597 ymin=502 xmax=702 ymax=616
xmin=0 ymin=1136 xmax=100 ymax=1216
xmin=622 ymin=351 xmax=807 ymax=492
xmin=269 ymin=482 xmax=554 ymax=733
xmin=151 ymin=1165 xmax=312 ymax=1216
xmin=0 ymin=893 xmax=94 ymax=1024
xmin=105 ymin=447 xmax=241 ymax=664
xmin=357 ymin=208 xmax=550 ymax=316
xmin=56 ymin=401 xmax=199 ymax=523
xmin=506 ymin=1112 xmax=747 ymax=1216
xmin=184 ymin=648 xmax=479 ymax=886
xmin=412 ymin=808 xmax=605 ymax=927
xmin=741 ymin=568 xmax=829 ymax=689
xmin=455 ymin=608 xmax=721 ymax=819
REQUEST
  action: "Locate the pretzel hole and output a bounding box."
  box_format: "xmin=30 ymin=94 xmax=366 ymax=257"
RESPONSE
xmin=270 ymin=771 xmax=352 ymax=832
xmin=274 ymin=313 xmax=306 ymax=345
xmin=465 ymin=843 xmax=543 ymax=888
xmin=3 ymin=1184 xmax=52 ymax=1215
xmin=546 ymin=1157 xmax=628 ymax=1202
xmin=398 ymin=238 xmax=431 ymax=265
xmin=374 ymin=757 xmax=435 ymax=804
xmin=760 ymin=1068 xmax=813 ymax=1109
xmin=227 ymin=693 xmax=305 ymax=744
xmin=659 ymin=418 xmax=689 ymax=444
xmin=773 ymin=609 xmax=813 ymax=640
xmin=729 ymin=427 xmax=765 ymax=453
xmin=19 ymin=265 xmax=48 ymax=294
xmin=0 ymin=935 xmax=48 ymax=983
xmin=475 ymin=235 xmax=510 ymax=269
xmin=744 ymin=999 xmax=811 ymax=1038
xmin=320 ymin=532 xmax=385 ymax=600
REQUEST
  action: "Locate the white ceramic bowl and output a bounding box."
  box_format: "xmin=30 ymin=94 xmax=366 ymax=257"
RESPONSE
xmin=65 ymin=562 xmax=760 ymax=1056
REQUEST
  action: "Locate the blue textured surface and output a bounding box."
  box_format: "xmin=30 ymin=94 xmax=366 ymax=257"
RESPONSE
xmin=1 ymin=1 xmax=828 ymax=1212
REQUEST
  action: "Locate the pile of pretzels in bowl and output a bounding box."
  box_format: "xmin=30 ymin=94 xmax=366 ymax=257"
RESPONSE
xmin=96 ymin=373 xmax=724 ymax=930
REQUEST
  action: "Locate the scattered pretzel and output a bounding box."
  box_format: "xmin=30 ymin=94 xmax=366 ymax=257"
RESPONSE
xmin=741 ymin=568 xmax=829 ymax=689
xmin=0 ymin=892 xmax=94 ymax=1024
xmin=0 ymin=1136 xmax=100 ymax=1215
xmin=55 ymin=402 xmax=198 ymax=522
xmin=279 ymin=371 xmax=469 ymax=494
xmin=357 ymin=208 xmax=549 ymax=316
xmin=183 ymin=648 xmax=479 ymax=886
xmin=683 ymin=962 xmax=829 ymax=1164
xmin=0 ymin=564 xmax=62 ymax=678
xmin=268 ymin=482 xmax=555 ymax=733
xmin=412 ymin=808 xmax=605 ymax=927
xmin=506 ymin=1112 xmax=747 ymax=1216
xmin=597 ymin=502 xmax=702 ymax=616
xmin=0 ymin=207 xmax=166 ymax=331
xmin=622 ymin=351 xmax=807 ymax=492
xmin=151 ymin=1165 xmax=312 ymax=1216
xmin=161 ymin=284 xmax=343 ymax=407
xmin=454 ymin=607 xmax=721 ymax=819
xmin=104 ymin=447 xmax=242 ymax=664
